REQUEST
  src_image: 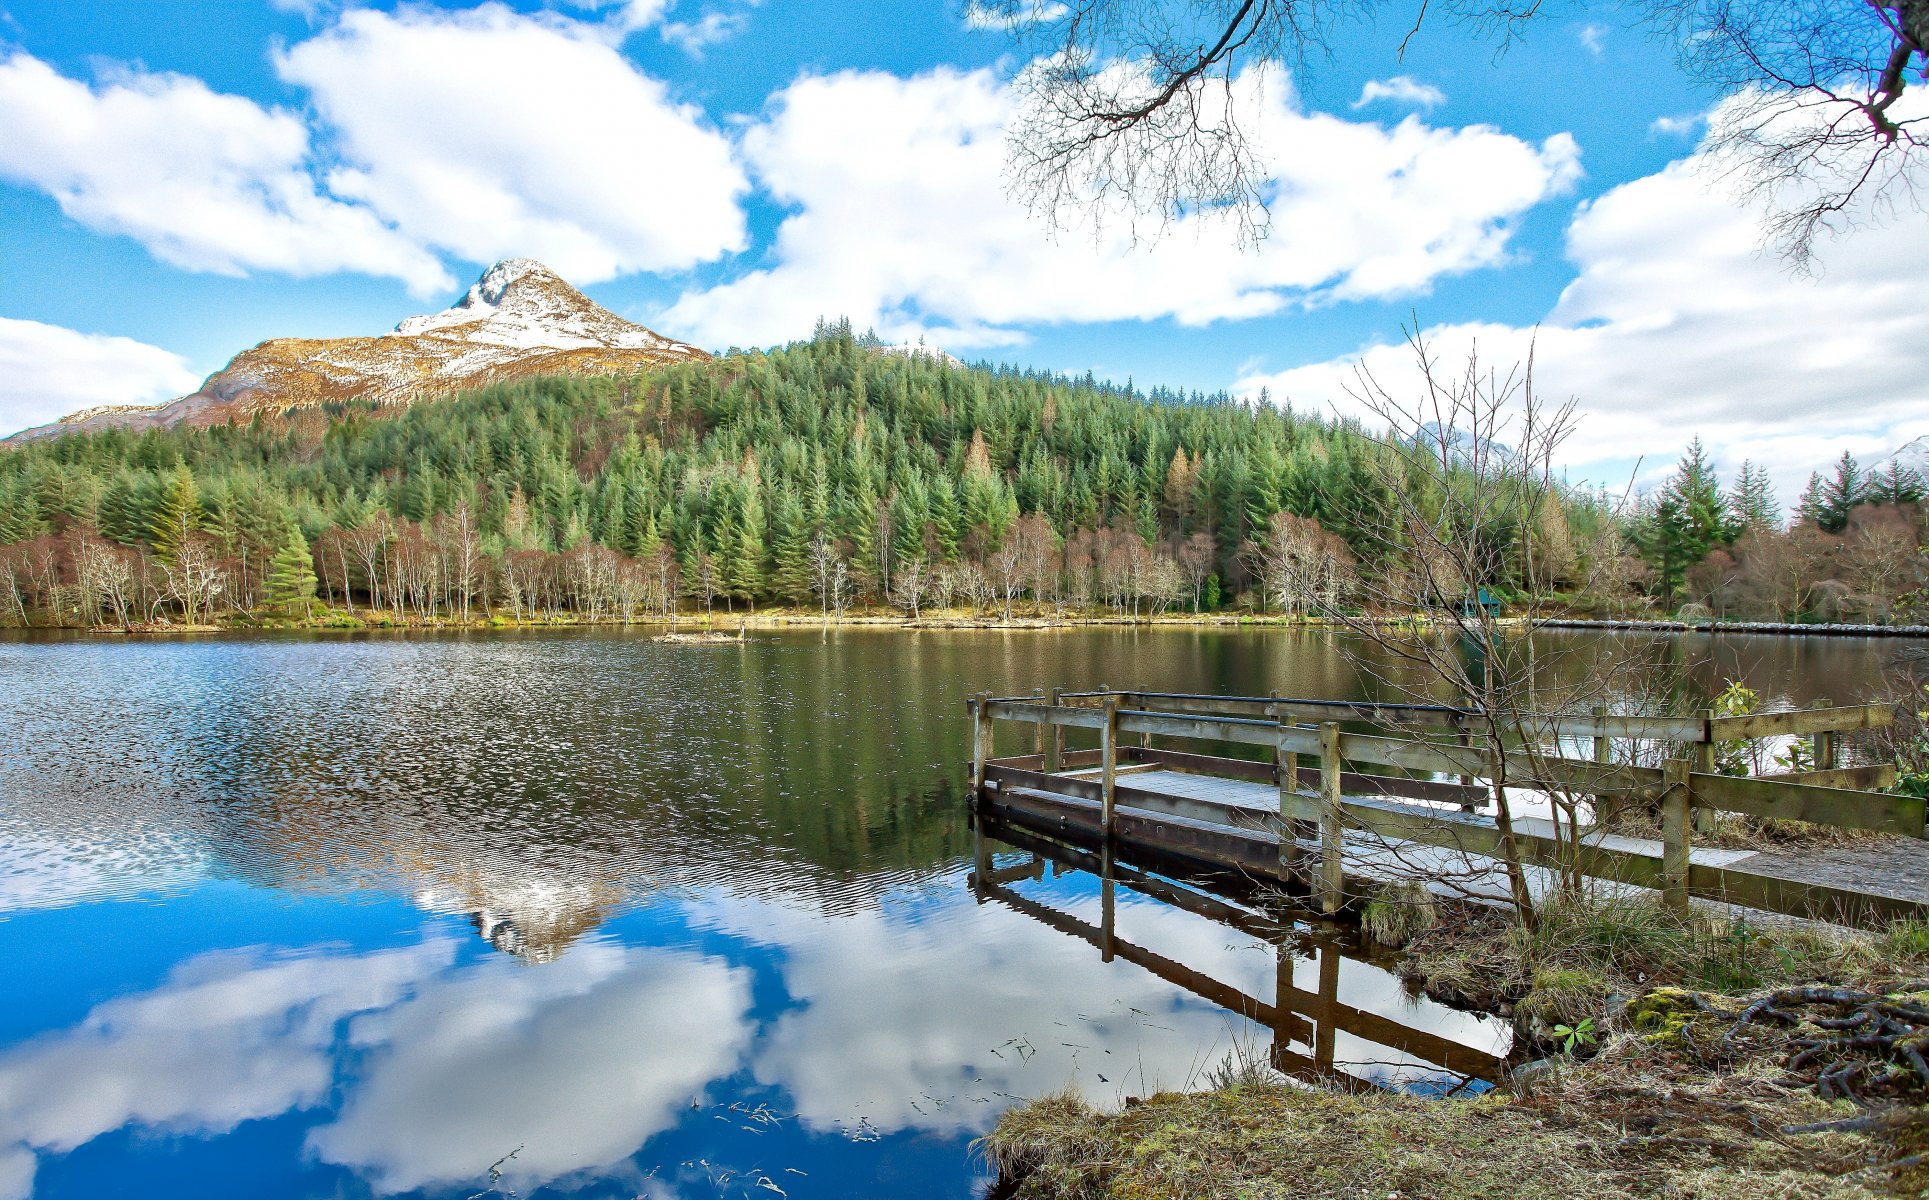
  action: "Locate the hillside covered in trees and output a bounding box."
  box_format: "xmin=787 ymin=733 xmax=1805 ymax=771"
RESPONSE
xmin=0 ymin=325 xmax=1624 ymax=627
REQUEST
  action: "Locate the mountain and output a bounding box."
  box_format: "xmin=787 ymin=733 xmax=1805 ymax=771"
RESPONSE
xmin=1872 ymin=436 xmax=1929 ymax=481
xmin=5 ymin=259 xmax=706 ymax=443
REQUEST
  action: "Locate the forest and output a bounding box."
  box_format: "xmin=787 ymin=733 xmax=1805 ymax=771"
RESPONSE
xmin=0 ymin=324 xmax=1915 ymax=628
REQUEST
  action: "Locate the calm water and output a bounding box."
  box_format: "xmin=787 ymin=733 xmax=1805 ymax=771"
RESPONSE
xmin=0 ymin=627 xmax=1901 ymax=1199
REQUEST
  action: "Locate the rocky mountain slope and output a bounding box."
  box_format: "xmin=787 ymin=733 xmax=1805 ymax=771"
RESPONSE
xmin=6 ymin=259 xmax=706 ymax=443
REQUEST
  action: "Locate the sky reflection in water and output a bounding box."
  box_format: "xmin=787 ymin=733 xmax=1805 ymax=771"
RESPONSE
xmin=0 ymin=628 xmax=1885 ymax=1198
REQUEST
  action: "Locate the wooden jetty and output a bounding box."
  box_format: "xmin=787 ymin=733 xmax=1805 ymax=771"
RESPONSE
xmin=965 ymin=689 xmax=1928 ymax=927
xmin=970 ymin=815 xmax=1510 ymax=1091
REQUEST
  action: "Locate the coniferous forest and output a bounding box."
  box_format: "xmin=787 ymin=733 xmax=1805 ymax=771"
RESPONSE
xmin=1 ymin=324 xmax=1914 ymax=628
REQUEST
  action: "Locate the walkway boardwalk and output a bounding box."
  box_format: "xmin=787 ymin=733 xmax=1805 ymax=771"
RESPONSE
xmin=968 ymin=689 xmax=1929 ymax=928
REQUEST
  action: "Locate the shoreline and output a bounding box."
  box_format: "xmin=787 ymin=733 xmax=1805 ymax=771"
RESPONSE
xmin=10 ymin=609 xmax=1929 ymax=638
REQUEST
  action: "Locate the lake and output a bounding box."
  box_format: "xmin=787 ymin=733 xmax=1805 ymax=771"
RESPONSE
xmin=0 ymin=627 xmax=1901 ymax=1199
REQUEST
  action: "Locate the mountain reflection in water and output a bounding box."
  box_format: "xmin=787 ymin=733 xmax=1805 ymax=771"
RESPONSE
xmin=0 ymin=627 xmax=1893 ymax=1198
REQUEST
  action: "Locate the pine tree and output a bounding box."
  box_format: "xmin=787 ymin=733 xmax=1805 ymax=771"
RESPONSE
xmin=148 ymin=465 xmax=202 ymax=564
xmin=1817 ymin=452 xmax=1864 ymax=533
xmin=1865 ymin=460 xmax=1926 ymax=508
xmin=1726 ymin=460 xmax=1780 ymax=531
xmin=1796 ymin=473 xmax=1827 ymax=528
xmin=263 ymin=524 xmax=319 ymax=616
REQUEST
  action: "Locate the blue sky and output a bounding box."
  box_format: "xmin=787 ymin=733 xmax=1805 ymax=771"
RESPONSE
xmin=1 ymin=0 xmax=1924 ymax=501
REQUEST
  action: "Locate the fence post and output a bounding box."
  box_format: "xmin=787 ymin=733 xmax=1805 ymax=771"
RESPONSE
xmin=1046 ymin=686 xmax=1064 ymax=773
xmin=1318 ymin=721 xmax=1345 ymax=914
xmin=1812 ymin=697 xmax=1836 ymax=770
xmin=1693 ymin=707 xmax=1717 ymax=834
xmin=1101 ymin=695 xmax=1121 ymax=840
xmin=1591 ymin=704 xmax=1610 ymax=765
xmin=1031 ymin=688 xmax=1046 ymax=760
xmin=1660 ymin=758 xmax=1692 ymax=913
xmin=1271 ymin=707 xmax=1296 ymax=875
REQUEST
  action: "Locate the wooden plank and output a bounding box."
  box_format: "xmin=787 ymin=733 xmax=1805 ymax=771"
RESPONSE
xmin=1760 ymin=765 xmax=1898 ymax=791
xmin=1707 ymin=703 xmax=1894 ymax=740
xmin=1688 ymin=772 xmax=1924 ymax=835
xmin=1116 ymin=709 xmax=1289 ymax=748
xmin=1277 ymin=982 xmax=1506 ymax=1081
xmin=981 ymin=880 xmax=1292 ymax=1034
xmin=988 ymin=700 xmax=1106 ymax=729
xmin=1688 ymin=863 xmax=1929 ymax=926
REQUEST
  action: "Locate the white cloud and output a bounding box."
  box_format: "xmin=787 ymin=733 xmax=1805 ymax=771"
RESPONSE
xmin=309 ymin=942 xmax=751 ymax=1194
xmin=0 ymin=942 xmax=449 ymax=1188
xmin=661 ymin=67 xmax=1579 ymax=349
xmin=962 ymin=1 xmax=1069 ymax=31
xmin=1235 ymin=108 xmax=1929 ymax=502
xmin=1351 ymin=75 xmax=1446 ymax=110
xmin=0 ymin=317 xmax=202 ymax=437
xmin=1579 ymin=22 xmax=1607 ymax=56
xmin=275 ymin=4 xmax=749 ymax=285
xmin=660 ymin=6 xmax=753 ymax=54
xmin=1648 ymin=113 xmax=1703 ymax=138
xmin=0 ymin=52 xmax=450 ymax=295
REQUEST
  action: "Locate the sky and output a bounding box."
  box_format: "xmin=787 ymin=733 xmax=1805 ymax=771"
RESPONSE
xmin=0 ymin=0 xmax=1924 ymax=506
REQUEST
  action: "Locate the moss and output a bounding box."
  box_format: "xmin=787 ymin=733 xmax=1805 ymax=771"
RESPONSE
xmin=1625 ymin=986 xmax=1713 ymax=1046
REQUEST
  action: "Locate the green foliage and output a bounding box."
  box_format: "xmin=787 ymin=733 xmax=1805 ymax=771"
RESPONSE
xmin=1630 ymin=437 xmax=1738 ymax=606
xmin=263 ymin=525 xmax=319 ymax=614
xmin=0 ymin=330 xmax=1583 ymax=608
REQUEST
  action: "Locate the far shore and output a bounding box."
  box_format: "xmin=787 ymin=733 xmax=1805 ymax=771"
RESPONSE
xmin=9 ymin=607 xmax=1929 ymax=638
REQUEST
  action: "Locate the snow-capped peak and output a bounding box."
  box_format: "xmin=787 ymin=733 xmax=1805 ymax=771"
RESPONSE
xmin=392 ymin=258 xmax=676 ymax=353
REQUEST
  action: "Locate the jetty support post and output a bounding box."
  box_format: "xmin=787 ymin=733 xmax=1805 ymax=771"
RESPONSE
xmin=971 ymin=691 xmax=993 ymax=801
xmin=1100 ymin=695 xmax=1121 ymax=839
xmin=1318 ymin=721 xmax=1345 ymax=914
xmin=1046 ymin=687 xmax=1065 ymax=772
xmin=1660 ymin=758 xmax=1692 ymax=913
xmin=1031 ymin=688 xmax=1047 ymax=760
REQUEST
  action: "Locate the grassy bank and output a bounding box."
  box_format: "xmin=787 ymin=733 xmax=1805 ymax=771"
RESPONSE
xmin=984 ymin=900 xmax=1929 ymax=1199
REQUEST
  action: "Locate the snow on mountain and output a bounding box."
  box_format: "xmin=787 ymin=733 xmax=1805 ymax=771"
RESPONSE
xmin=5 ymin=260 xmax=706 ymax=443
xmin=1871 ymin=436 xmax=1929 ymax=480
xmin=879 ymin=340 xmax=965 ymax=369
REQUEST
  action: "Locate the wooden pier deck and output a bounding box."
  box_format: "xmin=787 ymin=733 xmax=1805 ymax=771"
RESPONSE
xmin=967 ymin=690 xmax=1929 ymax=928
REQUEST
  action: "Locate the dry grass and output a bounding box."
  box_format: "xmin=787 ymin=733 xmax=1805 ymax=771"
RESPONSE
xmin=984 ymin=902 xmax=1929 ymax=1199
xmin=982 ymin=1065 xmax=1900 ymax=1200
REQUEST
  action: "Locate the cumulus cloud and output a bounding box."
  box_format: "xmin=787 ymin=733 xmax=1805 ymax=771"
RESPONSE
xmin=1351 ymin=75 xmax=1446 ymax=109
xmin=1235 ymin=109 xmax=1929 ymax=501
xmin=0 ymin=52 xmax=449 ymax=295
xmin=0 ymin=317 xmax=202 ymax=437
xmin=0 ymin=934 xmax=750 ymax=1197
xmin=0 ymin=942 xmax=449 ymax=1189
xmin=275 ymin=4 xmax=748 ymax=285
xmin=310 ymin=942 xmax=751 ymax=1194
xmin=661 ymin=67 xmax=1579 ymax=349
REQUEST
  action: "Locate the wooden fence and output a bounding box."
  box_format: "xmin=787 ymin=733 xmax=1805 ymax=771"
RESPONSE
xmin=965 ymin=688 xmax=1924 ymax=926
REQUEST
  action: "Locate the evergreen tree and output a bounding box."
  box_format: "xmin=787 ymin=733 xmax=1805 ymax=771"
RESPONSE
xmin=1635 ymin=438 xmax=1737 ymax=605
xmin=1817 ymin=452 xmax=1864 ymax=533
xmin=1796 ymin=473 xmax=1827 ymax=528
xmin=1865 ymin=460 xmax=1926 ymax=508
xmin=148 ymin=465 xmax=202 ymax=564
xmin=1726 ymin=460 xmax=1779 ymax=531
xmin=263 ymin=524 xmax=319 ymax=615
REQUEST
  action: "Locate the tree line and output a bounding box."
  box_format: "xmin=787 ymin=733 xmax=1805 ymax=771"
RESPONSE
xmin=1627 ymin=439 xmax=1929 ymax=623
xmin=0 ymin=324 xmax=1623 ymax=628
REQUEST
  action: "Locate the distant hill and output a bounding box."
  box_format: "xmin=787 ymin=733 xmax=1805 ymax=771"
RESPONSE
xmin=4 ymin=259 xmax=705 ymax=443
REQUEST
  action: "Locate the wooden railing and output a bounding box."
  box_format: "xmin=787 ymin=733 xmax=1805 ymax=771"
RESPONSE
xmin=965 ymin=689 xmax=1922 ymax=925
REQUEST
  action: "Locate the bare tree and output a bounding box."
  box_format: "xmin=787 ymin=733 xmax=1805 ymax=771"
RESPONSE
xmin=1306 ymin=329 xmax=1666 ymax=923
xmin=999 ymin=0 xmax=1927 ymax=262
xmin=890 ymin=553 xmax=930 ymax=618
